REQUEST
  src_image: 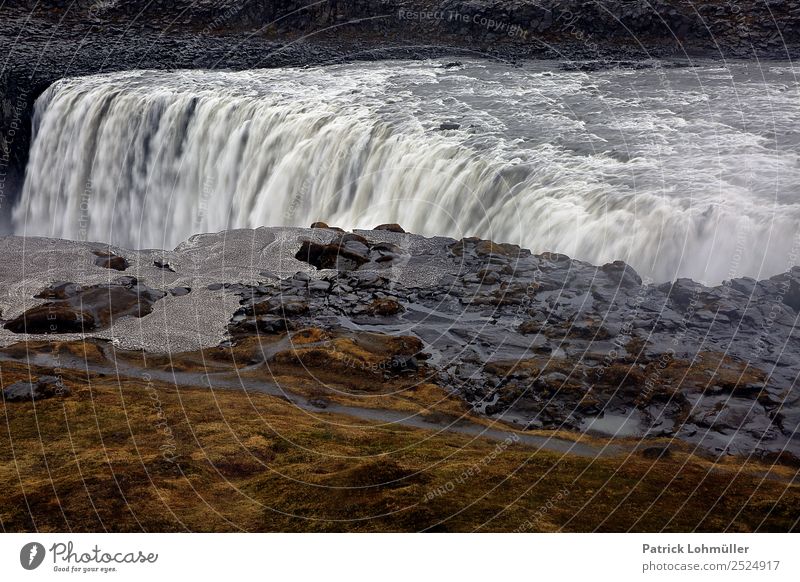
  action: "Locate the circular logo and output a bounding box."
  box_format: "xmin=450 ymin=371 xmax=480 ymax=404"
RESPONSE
xmin=20 ymin=542 xmax=46 ymax=570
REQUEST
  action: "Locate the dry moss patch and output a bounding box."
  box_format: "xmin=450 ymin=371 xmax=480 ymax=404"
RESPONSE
xmin=1 ymin=343 xmax=799 ymax=532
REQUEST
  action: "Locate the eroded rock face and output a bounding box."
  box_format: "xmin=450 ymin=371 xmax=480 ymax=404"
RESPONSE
xmin=213 ymin=229 xmax=800 ymax=458
xmin=1 ymin=226 xmax=799 ymax=459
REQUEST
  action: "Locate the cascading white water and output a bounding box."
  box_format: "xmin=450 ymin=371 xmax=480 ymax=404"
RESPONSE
xmin=14 ymin=60 xmax=800 ymax=283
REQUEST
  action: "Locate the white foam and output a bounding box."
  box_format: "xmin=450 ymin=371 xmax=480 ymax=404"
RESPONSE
xmin=14 ymin=60 xmax=800 ymax=283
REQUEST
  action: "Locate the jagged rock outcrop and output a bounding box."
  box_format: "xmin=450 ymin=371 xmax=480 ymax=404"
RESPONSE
xmin=1 ymin=226 xmax=797 ymax=459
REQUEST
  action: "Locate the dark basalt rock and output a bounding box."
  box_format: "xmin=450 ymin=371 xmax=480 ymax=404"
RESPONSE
xmin=385 ymin=354 xmax=419 ymax=377
xmin=154 ymin=260 xmax=176 ymax=272
xmin=34 ymin=281 xmax=82 ymax=300
xmin=266 ymin=298 xmax=309 ymax=316
xmin=276 ymin=229 xmax=800 ymax=456
xmin=229 ymin=315 xmax=289 ymax=336
xmin=449 ymin=237 xmax=526 ymax=259
xmin=296 ymin=237 xmax=369 ymax=270
xmin=310 ymin=221 xmax=345 ymax=232
xmin=2 ymin=375 xmax=70 ymax=402
xmin=658 ymin=278 xmax=705 ymax=308
xmin=3 ymin=226 xmax=799 ymax=459
xmin=770 ymin=268 xmax=800 ymax=312
xmin=296 ymin=232 xmax=410 ymax=271
xmin=93 ymin=250 xmax=130 ymax=271
xmin=368 ymin=298 xmax=404 ymax=316
xmin=4 ymin=278 xmax=166 ymax=334
xmin=601 ymin=260 xmax=642 ymax=288
xmin=4 ymin=303 xmax=95 ymax=334
xmin=373 ymin=223 xmax=405 ymax=233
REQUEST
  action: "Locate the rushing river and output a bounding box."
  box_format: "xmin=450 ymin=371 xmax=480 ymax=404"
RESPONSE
xmin=13 ymin=59 xmax=800 ymax=283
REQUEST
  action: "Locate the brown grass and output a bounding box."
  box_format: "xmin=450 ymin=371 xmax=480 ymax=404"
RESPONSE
xmin=0 ymin=340 xmax=798 ymax=532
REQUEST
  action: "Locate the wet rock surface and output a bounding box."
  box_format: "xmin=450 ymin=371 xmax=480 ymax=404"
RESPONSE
xmin=3 ymin=277 xmax=166 ymax=334
xmin=93 ymin=250 xmax=130 ymax=271
xmin=1 ymin=226 xmax=798 ymax=459
xmin=295 ymin=232 xmax=410 ymax=271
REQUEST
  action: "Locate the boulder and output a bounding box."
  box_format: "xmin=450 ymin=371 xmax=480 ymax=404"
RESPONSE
xmin=373 ymin=223 xmax=405 ymax=233
xmin=154 ymin=259 xmax=176 ymax=272
xmin=2 ymin=376 xmax=71 ymax=402
xmin=368 ymin=298 xmax=404 ymax=316
xmin=295 ymin=237 xmax=369 ymax=270
xmin=4 ymin=280 xmax=166 ymax=334
xmin=600 ymin=260 xmax=642 ymax=288
xmin=93 ymin=250 xmax=130 ymax=271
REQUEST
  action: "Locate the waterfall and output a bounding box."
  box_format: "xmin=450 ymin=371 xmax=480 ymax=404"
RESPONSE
xmin=14 ymin=62 xmax=800 ymax=283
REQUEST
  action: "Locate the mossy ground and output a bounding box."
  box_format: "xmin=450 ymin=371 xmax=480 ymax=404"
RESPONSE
xmin=0 ymin=339 xmax=798 ymax=532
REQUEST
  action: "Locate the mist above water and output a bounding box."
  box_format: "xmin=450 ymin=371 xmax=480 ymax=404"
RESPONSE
xmin=13 ymin=60 xmax=800 ymax=283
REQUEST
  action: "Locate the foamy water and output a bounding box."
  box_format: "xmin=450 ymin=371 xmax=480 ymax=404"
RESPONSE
xmin=14 ymin=59 xmax=800 ymax=282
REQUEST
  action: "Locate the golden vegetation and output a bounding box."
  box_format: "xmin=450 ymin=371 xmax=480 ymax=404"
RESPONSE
xmin=0 ymin=338 xmax=798 ymax=532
